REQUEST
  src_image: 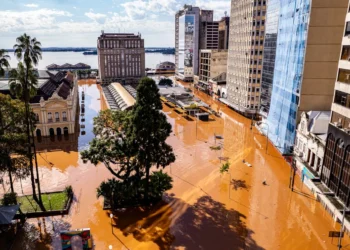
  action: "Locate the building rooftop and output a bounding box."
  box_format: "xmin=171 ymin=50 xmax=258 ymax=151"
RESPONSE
xmin=0 ymin=71 xmax=74 ymax=103
xmin=99 ymin=32 xmax=142 ymax=39
xmin=307 ymin=111 xmax=331 ymax=135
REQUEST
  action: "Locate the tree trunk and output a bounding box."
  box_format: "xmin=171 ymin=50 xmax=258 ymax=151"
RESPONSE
xmin=145 ymin=164 xmax=150 ymax=203
xmin=24 ymin=64 xmax=38 ymax=203
xmin=30 ymin=120 xmax=45 ymax=211
xmin=7 ymin=158 xmax=14 ymax=194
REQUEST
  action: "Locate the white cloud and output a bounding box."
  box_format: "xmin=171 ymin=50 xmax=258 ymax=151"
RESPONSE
xmin=24 ymin=3 xmax=39 ymax=8
xmin=85 ymin=11 xmax=107 ymax=24
xmin=121 ymin=0 xmax=180 ymax=20
xmin=194 ymin=0 xmax=230 ymax=20
xmin=0 ymin=9 xmax=72 ymax=32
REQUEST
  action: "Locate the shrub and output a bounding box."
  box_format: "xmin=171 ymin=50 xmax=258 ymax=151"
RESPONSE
xmin=64 ymin=185 xmax=73 ymax=197
xmin=2 ymin=192 xmax=17 ymax=206
xmin=219 ymin=162 xmax=230 ymax=174
xmin=210 ymin=146 xmax=221 ymax=151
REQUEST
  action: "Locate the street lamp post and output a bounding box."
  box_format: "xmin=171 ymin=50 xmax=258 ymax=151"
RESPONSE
xmin=109 ymin=245 xmax=113 ymax=250
xmin=110 ymin=213 xmax=113 ymax=233
xmin=338 ymin=207 xmax=347 ymax=250
xmin=48 ymin=194 xmax=52 ymax=211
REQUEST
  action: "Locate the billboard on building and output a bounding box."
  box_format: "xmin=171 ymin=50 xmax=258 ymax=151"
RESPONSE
xmin=184 ymin=15 xmax=195 ymax=68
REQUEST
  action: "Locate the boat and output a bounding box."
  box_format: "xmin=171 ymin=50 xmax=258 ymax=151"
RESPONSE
xmin=83 ymin=51 xmax=97 ymax=55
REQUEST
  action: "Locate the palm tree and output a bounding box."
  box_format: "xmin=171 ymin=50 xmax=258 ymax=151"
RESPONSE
xmin=0 ymin=49 xmax=10 ymax=77
xmin=12 ymin=33 xmax=44 ymax=210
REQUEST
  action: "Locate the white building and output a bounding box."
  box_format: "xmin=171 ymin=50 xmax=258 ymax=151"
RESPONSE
xmin=294 ymin=111 xmax=330 ymax=185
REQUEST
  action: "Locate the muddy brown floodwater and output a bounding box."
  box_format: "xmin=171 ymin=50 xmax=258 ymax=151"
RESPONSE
xmin=4 ymin=79 xmax=350 ymax=250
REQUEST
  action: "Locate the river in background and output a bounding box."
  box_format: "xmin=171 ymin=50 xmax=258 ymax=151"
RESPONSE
xmin=6 ymin=52 xmax=175 ymax=70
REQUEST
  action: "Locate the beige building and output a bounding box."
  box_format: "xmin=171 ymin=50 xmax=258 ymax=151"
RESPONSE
xmin=199 ymin=50 xmax=228 ymax=83
xmin=97 ymin=32 xmax=145 ymax=85
xmin=224 ymin=0 xmax=266 ymax=116
xmin=0 ymin=71 xmax=79 ymax=137
xmin=197 ymin=50 xmax=228 ymax=95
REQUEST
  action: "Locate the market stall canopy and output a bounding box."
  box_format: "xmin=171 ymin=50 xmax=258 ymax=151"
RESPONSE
xmin=0 ymin=205 xmax=19 ymax=225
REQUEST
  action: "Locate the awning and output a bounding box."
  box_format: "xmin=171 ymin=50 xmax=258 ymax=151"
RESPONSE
xmin=302 ymin=166 xmax=316 ymax=179
xmin=0 ymin=205 xmax=19 ymax=225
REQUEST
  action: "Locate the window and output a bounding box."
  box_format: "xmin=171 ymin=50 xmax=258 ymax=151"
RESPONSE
xmin=35 ymin=113 xmax=39 ymax=122
xmin=62 ymin=111 xmax=67 ymax=121
xmin=256 ymin=88 xmax=260 ymax=92
xmin=48 ymin=112 xmax=53 ymax=123
xmin=345 ymin=22 xmax=350 ymax=36
xmin=55 ymin=112 xmax=59 ymax=122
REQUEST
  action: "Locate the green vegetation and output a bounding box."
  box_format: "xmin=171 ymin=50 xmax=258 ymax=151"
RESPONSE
xmin=17 ymin=192 xmax=68 ymax=213
xmin=0 ymin=94 xmax=32 ymax=193
xmin=2 ymin=193 xmax=18 ymax=206
xmin=0 ymin=49 xmax=10 ymax=77
xmin=210 ymin=145 xmax=221 ymax=151
xmin=220 ymin=162 xmax=230 ymax=174
xmin=82 ymin=77 xmax=175 ymax=208
xmin=10 ymin=33 xmax=45 ymax=211
xmin=158 ymin=78 xmax=173 ymax=87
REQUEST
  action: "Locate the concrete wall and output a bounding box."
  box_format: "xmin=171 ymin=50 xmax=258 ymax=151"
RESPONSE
xmin=210 ymin=50 xmax=228 ymax=79
xmin=299 ymin=0 xmax=348 ymax=122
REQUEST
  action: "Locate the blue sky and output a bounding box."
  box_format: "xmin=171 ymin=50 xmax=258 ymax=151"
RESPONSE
xmin=0 ymin=0 xmax=231 ymax=48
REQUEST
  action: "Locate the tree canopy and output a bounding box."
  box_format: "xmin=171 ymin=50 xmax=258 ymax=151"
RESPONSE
xmin=82 ymin=77 xmax=176 ymax=207
xmin=0 ymin=94 xmax=33 ymax=193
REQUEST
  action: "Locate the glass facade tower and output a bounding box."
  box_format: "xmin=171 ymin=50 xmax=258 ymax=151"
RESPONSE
xmin=260 ymin=0 xmax=280 ymax=118
xmin=266 ymin=0 xmax=310 ymax=153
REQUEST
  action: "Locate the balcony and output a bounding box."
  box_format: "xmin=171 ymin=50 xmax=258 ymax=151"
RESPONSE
xmin=63 ymin=117 xmax=67 ymax=121
xmin=48 ymin=119 xmax=53 ymax=123
xmin=56 ymin=118 xmax=60 ymax=122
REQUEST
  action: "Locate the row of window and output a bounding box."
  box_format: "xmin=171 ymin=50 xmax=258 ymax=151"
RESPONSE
xmin=100 ymin=39 xmax=142 ymax=49
xmin=45 ymin=111 xmax=68 ymax=123
xmin=253 ymin=20 xmax=265 ymax=26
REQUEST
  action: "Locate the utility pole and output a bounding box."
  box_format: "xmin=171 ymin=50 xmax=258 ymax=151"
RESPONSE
xmin=338 ymin=207 xmax=346 ymax=250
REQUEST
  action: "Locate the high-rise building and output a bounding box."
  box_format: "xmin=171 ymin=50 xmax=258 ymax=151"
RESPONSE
xmin=175 ymin=5 xmax=201 ymax=81
xmin=261 ymin=0 xmax=348 ymax=154
xmin=322 ymin=2 xmax=350 ymax=208
xmin=260 ymin=0 xmax=279 ymax=118
xmin=97 ymin=32 xmax=145 ymax=85
xmin=224 ymin=0 xmax=267 ymax=117
xmin=175 ymin=6 xmax=224 ymax=81
xmin=219 ymin=16 xmax=230 ymax=50
xmin=200 ymin=21 xmax=219 ymax=49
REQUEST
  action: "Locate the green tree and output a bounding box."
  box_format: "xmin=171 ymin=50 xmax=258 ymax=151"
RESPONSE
xmin=0 ymin=94 xmax=31 ymax=193
xmin=158 ymin=78 xmax=173 ymax=87
xmin=0 ymin=49 xmax=10 ymax=77
xmin=132 ymin=77 xmax=175 ymax=201
xmin=11 ymin=33 xmax=44 ymax=210
xmin=82 ymin=77 xmax=175 ymax=207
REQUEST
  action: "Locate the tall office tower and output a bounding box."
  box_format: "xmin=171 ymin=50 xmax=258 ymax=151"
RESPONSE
xmin=224 ymin=0 xmax=267 ymax=117
xmin=219 ymin=16 xmax=230 ymax=50
xmin=260 ymin=0 xmax=279 ymax=118
xmin=97 ymin=32 xmax=145 ymax=85
xmin=200 ymin=21 xmax=219 ymax=49
xmin=262 ymin=0 xmax=348 ymax=154
xmin=322 ymin=2 xmax=350 ymax=208
xmin=175 ymin=6 xmax=219 ymax=81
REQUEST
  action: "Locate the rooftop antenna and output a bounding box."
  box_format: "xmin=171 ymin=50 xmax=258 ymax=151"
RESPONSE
xmin=224 ymin=11 xmax=227 ymax=17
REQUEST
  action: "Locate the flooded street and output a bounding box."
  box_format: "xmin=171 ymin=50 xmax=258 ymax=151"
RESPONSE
xmin=6 ymin=80 xmax=350 ymax=249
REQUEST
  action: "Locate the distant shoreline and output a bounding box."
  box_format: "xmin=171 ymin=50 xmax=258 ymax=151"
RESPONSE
xmin=5 ymin=47 xmax=175 ymax=54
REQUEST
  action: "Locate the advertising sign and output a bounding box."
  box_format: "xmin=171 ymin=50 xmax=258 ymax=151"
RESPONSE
xmin=184 ymin=15 xmax=195 ymax=68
